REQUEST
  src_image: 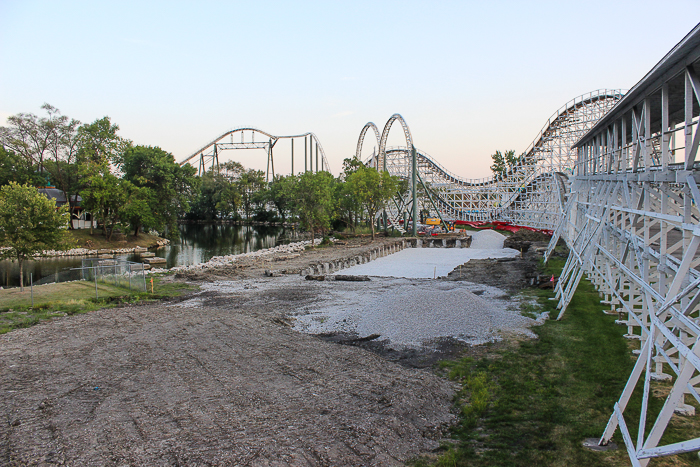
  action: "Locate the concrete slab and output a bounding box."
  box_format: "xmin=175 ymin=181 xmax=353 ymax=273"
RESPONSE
xmin=333 ymin=247 xmax=520 ymax=279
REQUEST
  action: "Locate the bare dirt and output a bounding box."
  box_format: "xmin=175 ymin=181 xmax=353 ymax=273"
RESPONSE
xmin=0 ymin=235 xmax=545 ymax=466
xmin=175 ymin=237 xmax=401 ymax=281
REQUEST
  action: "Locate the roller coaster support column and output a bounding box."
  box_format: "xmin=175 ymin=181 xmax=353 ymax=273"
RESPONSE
xmin=412 ymin=145 xmax=418 ymax=237
xmin=291 ymin=139 xmax=294 ymax=174
xmin=268 ymin=138 xmax=275 ymax=181
xmin=304 ymin=137 xmax=308 ymax=172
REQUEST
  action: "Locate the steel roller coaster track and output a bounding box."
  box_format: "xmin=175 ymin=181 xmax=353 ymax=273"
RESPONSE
xmin=179 ymin=127 xmax=330 ymax=179
xmin=357 ymin=89 xmax=624 ymax=231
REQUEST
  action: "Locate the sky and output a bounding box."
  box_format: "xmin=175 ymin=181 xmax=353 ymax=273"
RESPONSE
xmin=1 ymin=1 xmax=698 ymax=179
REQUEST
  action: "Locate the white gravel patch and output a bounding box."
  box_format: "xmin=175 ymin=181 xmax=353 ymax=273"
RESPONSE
xmin=334 ymin=231 xmax=518 ymax=279
xmin=291 ymin=278 xmax=537 ymax=349
xmin=470 ymin=229 xmax=508 ymax=249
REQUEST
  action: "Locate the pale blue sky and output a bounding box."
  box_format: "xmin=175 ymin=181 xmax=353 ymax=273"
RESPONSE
xmin=1 ymin=1 xmax=698 ymax=178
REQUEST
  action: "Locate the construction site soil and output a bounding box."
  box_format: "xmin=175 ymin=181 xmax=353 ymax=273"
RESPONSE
xmin=0 ymin=234 xmax=551 ymax=466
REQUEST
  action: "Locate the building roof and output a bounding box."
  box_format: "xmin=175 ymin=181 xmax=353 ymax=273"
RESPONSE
xmin=38 ymin=188 xmax=82 ymax=207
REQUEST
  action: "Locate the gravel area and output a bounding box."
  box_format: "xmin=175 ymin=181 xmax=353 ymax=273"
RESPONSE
xmin=286 ymin=277 xmax=537 ymax=349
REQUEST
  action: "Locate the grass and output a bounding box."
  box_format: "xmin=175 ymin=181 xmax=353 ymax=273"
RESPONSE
xmin=65 ymin=229 xmax=165 ymax=250
xmin=0 ymin=275 xmax=198 ymax=334
xmin=412 ymin=257 xmax=700 ymax=467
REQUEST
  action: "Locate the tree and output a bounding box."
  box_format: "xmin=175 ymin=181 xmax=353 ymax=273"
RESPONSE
xmin=236 ymin=169 xmax=266 ymax=220
xmin=345 ymin=166 xmax=399 ymax=240
xmin=490 ymin=150 xmax=519 ymax=179
xmin=0 ymin=103 xmax=65 ymax=174
xmin=121 ymin=185 xmax=156 ymax=237
xmin=80 ymin=172 xmax=131 ymax=239
xmin=267 ymin=175 xmax=296 ymax=222
xmin=116 ymin=145 xmax=199 ymax=238
xmin=186 ymin=161 xmax=244 ymax=221
xmin=216 ymin=161 xmax=244 ymax=219
xmin=292 ymin=171 xmax=335 ymax=246
xmin=335 ymin=157 xmax=367 ymax=231
xmin=0 ymin=147 xmax=44 ymax=187
xmin=1 ymin=106 xmax=128 ymax=229
xmin=0 ymin=182 xmax=70 ymax=291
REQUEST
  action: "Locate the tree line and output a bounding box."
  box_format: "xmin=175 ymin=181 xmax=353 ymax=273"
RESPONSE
xmin=0 ymin=104 xmax=403 ymax=246
xmin=186 ymin=156 xmax=401 ymax=243
xmin=0 ymin=104 xmax=198 ymax=240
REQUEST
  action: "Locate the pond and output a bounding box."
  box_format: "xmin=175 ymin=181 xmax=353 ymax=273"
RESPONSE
xmin=0 ymin=224 xmax=299 ymax=288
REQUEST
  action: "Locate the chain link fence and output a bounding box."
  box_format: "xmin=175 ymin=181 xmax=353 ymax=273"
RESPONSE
xmin=76 ymin=258 xmax=148 ymax=298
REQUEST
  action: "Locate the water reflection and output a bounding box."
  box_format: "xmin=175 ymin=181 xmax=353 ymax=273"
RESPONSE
xmin=0 ymin=224 xmax=293 ymax=288
xmin=156 ymin=224 xmax=286 ymax=268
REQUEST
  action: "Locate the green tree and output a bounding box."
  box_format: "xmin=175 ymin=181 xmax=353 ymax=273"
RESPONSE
xmin=345 ymin=166 xmax=399 ymax=240
xmin=341 ymin=156 xmax=363 ymax=180
xmin=0 ymin=103 xmax=64 ymax=174
xmin=0 ymin=147 xmax=43 ymax=187
xmin=216 ymin=161 xmax=244 ymax=219
xmin=1 ymin=106 xmax=128 ymax=230
xmin=292 ymin=171 xmax=335 ymax=246
xmin=0 ymin=182 xmax=70 ymax=291
xmin=80 ymin=172 xmax=131 ymax=239
xmin=236 ymin=169 xmax=266 ymax=220
xmin=116 ymin=145 xmax=198 ymax=238
xmin=334 ymin=157 xmax=365 ymax=231
xmin=490 ymin=150 xmax=519 ymax=179
xmin=187 ymin=161 xmax=244 ymax=221
xmin=121 ymin=185 xmax=156 ymax=237
xmin=267 ymin=175 xmax=296 ymax=222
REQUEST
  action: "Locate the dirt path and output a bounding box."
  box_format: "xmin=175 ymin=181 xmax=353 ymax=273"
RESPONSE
xmin=0 ymin=238 xmax=457 ymax=466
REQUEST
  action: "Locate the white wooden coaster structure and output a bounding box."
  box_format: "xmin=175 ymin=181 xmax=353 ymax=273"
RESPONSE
xmin=356 ymin=91 xmax=622 ymax=231
xmin=545 ymin=24 xmax=700 ymax=465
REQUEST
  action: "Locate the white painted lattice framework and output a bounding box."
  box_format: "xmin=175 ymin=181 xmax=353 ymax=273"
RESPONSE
xmin=546 ymin=23 xmax=700 ymax=465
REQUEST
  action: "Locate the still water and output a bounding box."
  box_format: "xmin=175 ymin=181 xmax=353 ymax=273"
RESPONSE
xmin=0 ymin=224 xmax=294 ymax=288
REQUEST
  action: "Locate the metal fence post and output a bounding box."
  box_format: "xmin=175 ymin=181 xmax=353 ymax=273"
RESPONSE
xmin=94 ymin=265 xmax=98 ymax=300
xmin=30 ymin=273 xmax=33 ymax=308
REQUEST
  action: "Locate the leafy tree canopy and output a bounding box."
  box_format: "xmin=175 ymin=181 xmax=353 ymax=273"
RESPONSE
xmin=292 ymin=171 xmax=335 ymax=245
xmin=267 ymin=175 xmax=296 ymax=222
xmin=0 ymin=182 xmax=70 ymax=290
xmin=490 ymin=150 xmax=519 ymax=179
xmin=0 ymin=147 xmax=44 ymax=187
xmin=116 ymin=145 xmax=199 ymax=238
xmin=345 ymin=166 xmax=399 ymax=239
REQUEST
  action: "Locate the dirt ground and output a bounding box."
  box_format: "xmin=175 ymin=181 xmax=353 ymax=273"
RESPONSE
xmin=0 ymin=235 xmax=545 ymax=466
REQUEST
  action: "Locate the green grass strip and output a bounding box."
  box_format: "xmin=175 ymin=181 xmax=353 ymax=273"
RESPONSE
xmin=413 ymin=259 xmax=700 ymax=467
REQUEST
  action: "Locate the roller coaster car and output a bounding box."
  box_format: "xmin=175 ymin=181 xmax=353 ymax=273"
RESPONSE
xmin=425 ymin=217 xmax=441 ymax=225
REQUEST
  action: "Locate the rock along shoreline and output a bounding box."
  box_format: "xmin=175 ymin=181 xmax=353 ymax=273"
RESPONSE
xmin=26 ymin=238 xmax=172 ymax=258
xmin=146 ymin=239 xmax=322 ymax=275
